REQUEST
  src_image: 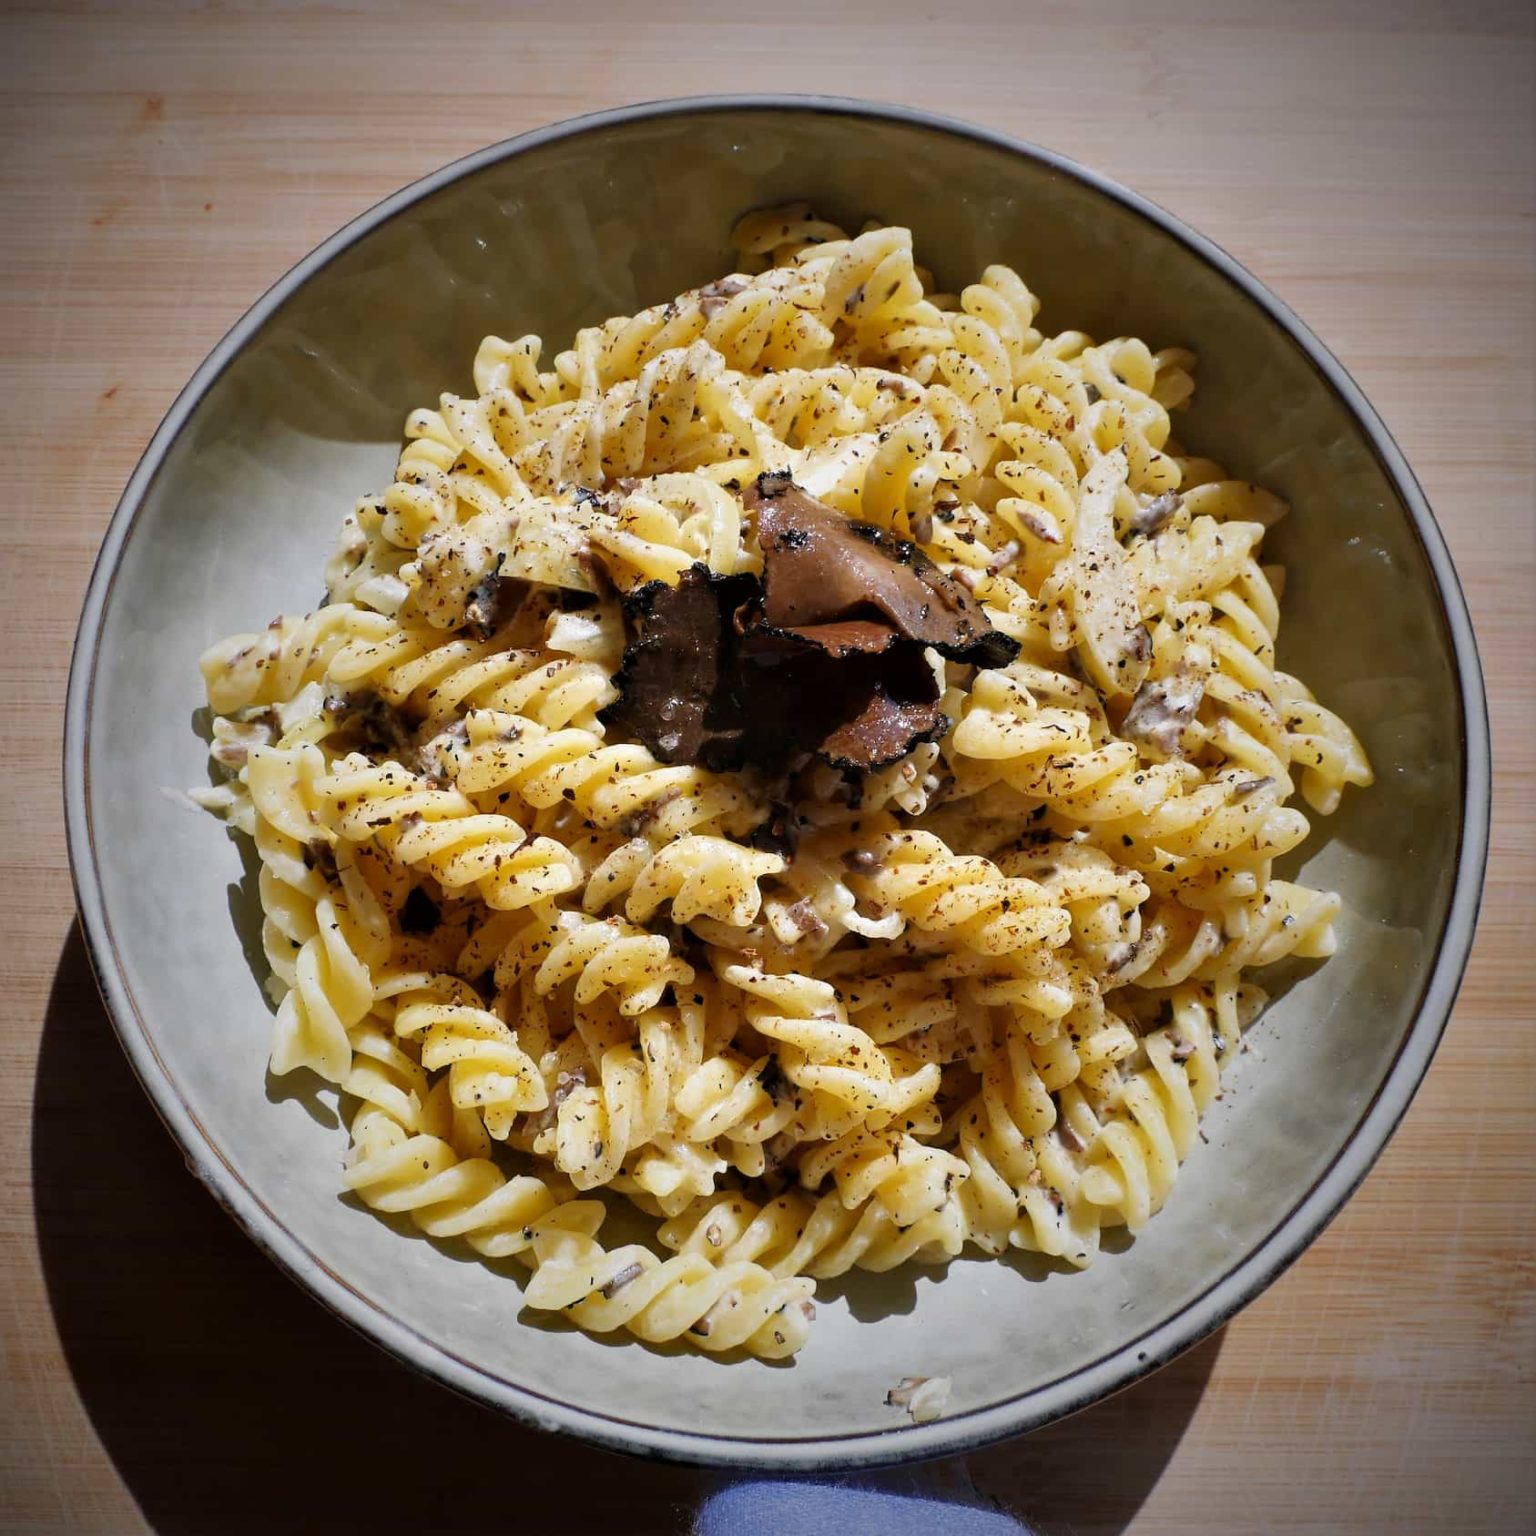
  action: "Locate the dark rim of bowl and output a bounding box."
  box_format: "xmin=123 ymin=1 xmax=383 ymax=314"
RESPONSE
xmin=62 ymin=94 xmax=1491 ymax=1472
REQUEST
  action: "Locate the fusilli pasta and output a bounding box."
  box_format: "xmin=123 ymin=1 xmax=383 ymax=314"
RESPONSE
xmin=197 ymin=204 xmax=1372 ymax=1359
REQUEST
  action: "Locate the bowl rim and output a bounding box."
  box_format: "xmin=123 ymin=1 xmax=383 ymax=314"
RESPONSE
xmin=62 ymin=93 xmax=1492 ymax=1471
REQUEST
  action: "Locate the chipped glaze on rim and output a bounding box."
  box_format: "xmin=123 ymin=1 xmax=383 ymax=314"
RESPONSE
xmin=62 ymin=95 xmax=1491 ymax=1471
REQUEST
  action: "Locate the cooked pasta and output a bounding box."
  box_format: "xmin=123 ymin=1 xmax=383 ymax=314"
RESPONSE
xmin=197 ymin=205 xmax=1372 ymax=1359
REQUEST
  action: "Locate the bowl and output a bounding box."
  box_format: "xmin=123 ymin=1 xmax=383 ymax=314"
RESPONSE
xmin=63 ymin=96 xmax=1489 ymax=1469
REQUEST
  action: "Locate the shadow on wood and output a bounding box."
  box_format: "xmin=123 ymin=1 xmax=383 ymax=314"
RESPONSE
xmin=34 ymin=920 xmax=1219 ymax=1535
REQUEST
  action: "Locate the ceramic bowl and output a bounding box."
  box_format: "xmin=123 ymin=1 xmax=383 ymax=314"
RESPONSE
xmin=64 ymin=97 xmax=1489 ymax=1469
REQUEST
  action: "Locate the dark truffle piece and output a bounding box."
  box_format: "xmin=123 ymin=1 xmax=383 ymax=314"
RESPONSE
xmin=730 ymin=628 xmax=947 ymax=772
xmin=745 ymin=472 xmax=1019 ymax=669
xmin=398 ymin=886 xmax=441 ymax=935
xmin=817 ymin=671 xmax=948 ymax=772
xmin=598 ymin=566 xmax=760 ymax=767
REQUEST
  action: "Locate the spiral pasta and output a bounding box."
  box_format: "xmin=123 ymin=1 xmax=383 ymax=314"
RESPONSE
xmin=489 ymin=902 xmax=695 ymax=1019
xmin=523 ymin=1224 xmax=816 ymax=1357
xmin=197 ymin=203 xmax=1372 ymax=1360
xmin=659 ymin=1181 xmax=967 ymax=1281
xmin=380 ymin=969 xmax=547 ymax=1139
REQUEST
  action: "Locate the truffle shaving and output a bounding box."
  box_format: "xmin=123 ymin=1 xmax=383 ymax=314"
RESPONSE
xmin=598 ymin=568 xmax=760 ymax=768
xmin=746 ymin=472 xmax=1019 ymax=668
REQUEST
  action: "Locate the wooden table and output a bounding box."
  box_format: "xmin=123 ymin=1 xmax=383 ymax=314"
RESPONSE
xmin=3 ymin=2 xmax=1531 ymax=1530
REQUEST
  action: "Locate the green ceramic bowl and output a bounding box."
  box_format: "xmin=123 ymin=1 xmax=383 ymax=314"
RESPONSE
xmin=64 ymin=98 xmax=1489 ymax=1468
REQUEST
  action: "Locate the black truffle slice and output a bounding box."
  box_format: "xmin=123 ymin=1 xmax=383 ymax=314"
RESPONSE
xmin=745 ymin=471 xmax=1020 ymax=669
xmin=730 ymin=629 xmax=947 ymax=773
xmin=598 ymin=566 xmax=760 ymax=766
xmin=815 ymin=651 xmax=949 ymax=771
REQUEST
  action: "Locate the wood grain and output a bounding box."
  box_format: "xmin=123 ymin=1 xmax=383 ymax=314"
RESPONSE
xmin=2 ymin=2 xmax=1531 ymax=1531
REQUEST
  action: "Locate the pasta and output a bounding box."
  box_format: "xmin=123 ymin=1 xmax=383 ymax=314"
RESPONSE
xmin=197 ymin=205 xmax=1372 ymax=1359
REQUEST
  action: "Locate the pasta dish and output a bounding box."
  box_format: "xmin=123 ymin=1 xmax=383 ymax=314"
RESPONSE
xmin=195 ymin=204 xmax=1372 ymax=1358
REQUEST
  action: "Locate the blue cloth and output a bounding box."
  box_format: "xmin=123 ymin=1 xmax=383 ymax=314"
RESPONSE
xmin=695 ymin=1480 xmax=1031 ymax=1535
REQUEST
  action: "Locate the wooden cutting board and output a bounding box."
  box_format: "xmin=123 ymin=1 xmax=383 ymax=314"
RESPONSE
xmin=2 ymin=2 xmax=1531 ymax=1531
